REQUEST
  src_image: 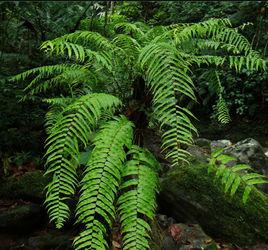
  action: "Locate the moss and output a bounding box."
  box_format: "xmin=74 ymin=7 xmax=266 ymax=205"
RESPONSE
xmin=159 ymin=163 xmax=268 ymax=245
xmin=0 ymin=170 xmax=49 ymax=201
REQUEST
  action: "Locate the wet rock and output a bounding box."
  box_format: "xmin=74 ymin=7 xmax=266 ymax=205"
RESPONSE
xmin=223 ymin=138 xmax=268 ymax=175
xmin=195 ymin=138 xmax=211 ymax=150
xmin=0 ymin=170 xmax=49 ymax=202
xmin=0 ymin=203 xmax=45 ymax=232
xmin=168 ymin=223 xmax=218 ymax=250
xmin=210 ymin=139 xmax=232 ymax=151
xmin=159 ymin=163 xmax=268 ymax=245
xmin=186 ymin=145 xmax=209 ymax=163
xmin=264 ymin=148 xmax=268 ymax=158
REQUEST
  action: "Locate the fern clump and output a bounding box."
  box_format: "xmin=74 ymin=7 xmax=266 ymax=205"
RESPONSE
xmin=11 ymin=16 xmax=267 ymax=249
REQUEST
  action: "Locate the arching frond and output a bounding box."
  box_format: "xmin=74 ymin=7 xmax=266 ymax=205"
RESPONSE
xmin=44 ymin=93 xmax=121 ymax=229
xmin=74 ymin=116 xmax=133 ymax=250
xmin=208 ymin=150 xmax=268 ymax=203
xmin=44 ymin=97 xmax=76 ymax=134
xmin=139 ymin=42 xmax=197 ymax=165
xmin=172 ymin=18 xmax=232 ymax=45
xmin=118 ymin=146 xmax=159 ymax=250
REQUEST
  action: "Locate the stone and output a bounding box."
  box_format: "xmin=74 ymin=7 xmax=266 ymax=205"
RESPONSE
xmin=0 ymin=203 xmax=45 ymax=232
xmin=186 ymin=145 xmax=209 ymax=163
xmin=210 ymin=139 xmax=232 ymax=151
xmin=223 ymin=138 xmax=268 ymax=175
xmin=264 ymin=148 xmax=268 ymax=158
xmin=195 ymin=138 xmax=211 ymax=150
xmin=168 ymin=223 xmax=218 ymax=250
xmin=151 ymin=217 xmax=218 ymax=250
xmin=159 ymin=163 xmax=268 ymax=245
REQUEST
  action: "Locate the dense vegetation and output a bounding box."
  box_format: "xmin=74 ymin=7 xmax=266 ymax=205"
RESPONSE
xmin=1 ymin=2 xmax=268 ymax=250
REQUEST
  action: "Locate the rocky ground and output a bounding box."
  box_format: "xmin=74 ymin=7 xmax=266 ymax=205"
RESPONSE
xmin=0 ymin=135 xmax=268 ymax=249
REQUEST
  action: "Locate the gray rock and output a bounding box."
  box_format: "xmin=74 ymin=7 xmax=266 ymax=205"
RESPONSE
xmin=264 ymin=147 xmax=268 ymax=158
xmin=210 ymin=139 xmax=232 ymax=151
xmin=195 ymin=138 xmax=211 ymax=150
xmin=169 ymin=224 xmax=218 ymax=250
xmin=223 ymin=138 xmax=268 ymax=175
xmin=186 ymin=145 xmax=209 ymax=163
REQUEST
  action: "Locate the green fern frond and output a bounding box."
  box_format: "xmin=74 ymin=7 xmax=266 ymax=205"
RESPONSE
xmin=215 ymin=97 xmax=231 ymax=124
xmin=118 ymin=146 xmax=159 ymax=250
xmin=41 ymin=39 xmax=112 ymax=69
xmin=114 ymin=22 xmax=145 ymax=37
xmin=202 ymin=70 xmax=231 ymax=124
xmin=43 ymin=31 xmax=112 ymax=52
xmin=208 ymin=150 xmax=268 ymax=203
xmin=74 ymin=116 xmax=134 ymax=250
xmin=44 ymin=93 xmax=121 ymax=229
xmin=173 ymin=18 xmax=231 ymax=45
xmin=44 ymin=97 xmax=76 ymax=134
xmin=139 ymin=42 xmax=197 ymax=165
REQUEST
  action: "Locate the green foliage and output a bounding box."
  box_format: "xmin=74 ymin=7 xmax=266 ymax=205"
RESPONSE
xmin=74 ymin=116 xmax=133 ymax=249
xmin=12 ymin=15 xmax=267 ymax=249
xmin=208 ymin=149 xmax=268 ymax=203
xmin=44 ymin=93 xmax=121 ymax=228
xmin=118 ymin=146 xmax=159 ymax=249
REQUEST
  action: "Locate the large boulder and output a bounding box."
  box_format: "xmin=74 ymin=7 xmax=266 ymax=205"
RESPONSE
xmin=159 ymin=163 xmax=268 ymax=245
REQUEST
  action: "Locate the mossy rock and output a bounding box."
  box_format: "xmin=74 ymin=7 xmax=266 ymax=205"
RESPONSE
xmin=159 ymin=163 xmax=268 ymax=245
xmin=0 ymin=204 xmax=45 ymax=232
xmin=0 ymin=170 xmax=49 ymax=201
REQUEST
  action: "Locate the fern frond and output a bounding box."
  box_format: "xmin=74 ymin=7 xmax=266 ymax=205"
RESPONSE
xmin=173 ymin=18 xmax=231 ymax=45
xmin=118 ymin=146 xmax=159 ymax=250
xmin=215 ymin=97 xmax=231 ymax=124
xmin=43 ymin=31 xmax=112 ymax=52
xmin=114 ymin=22 xmax=145 ymax=37
xmin=44 ymin=93 xmax=121 ymax=229
xmin=74 ymin=116 xmax=133 ymax=250
xmin=44 ymin=97 xmax=76 ymax=134
xmin=208 ymin=150 xmax=268 ymax=203
xmin=202 ymin=70 xmax=231 ymax=124
xmin=139 ymin=42 xmax=197 ymax=165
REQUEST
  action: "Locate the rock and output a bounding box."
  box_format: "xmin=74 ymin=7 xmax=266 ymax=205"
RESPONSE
xmin=223 ymin=138 xmax=268 ymax=175
xmin=186 ymin=145 xmax=209 ymax=163
xmin=151 ymin=217 xmax=218 ymax=250
xmin=159 ymin=163 xmax=268 ymax=245
xmin=28 ymin=233 xmax=73 ymax=249
xmin=195 ymin=138 xmax=211 ymax=150
xmin=168 ymin=224 xmax=218 ymax=250
xmin=0 ymin=203 xmax=45 ymax=232
xmin=210 ymin=139 xmax=232 ymax=151
xmin=0 ymin=170 xmax=49 ymax=201
xmin=264 ymin=148 xmax=268 ymax=158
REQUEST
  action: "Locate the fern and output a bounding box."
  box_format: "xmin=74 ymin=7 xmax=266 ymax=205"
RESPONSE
xmin=44 ymin=93 xmax=121 ymax=229
xmin=201 ymin=70 xmax=231 ymax=124
xmin=12 ymin=17 xmax=267 ymax=249
xmin=208 ymin=149 xmax=268 ymax=203
xmin=139 ymin=42 xmax=197 ymax=165
xmin=118 ymin=146 xmax=159 ymax=250
xmin=74 ymin=116 xmax=133 ymax=250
